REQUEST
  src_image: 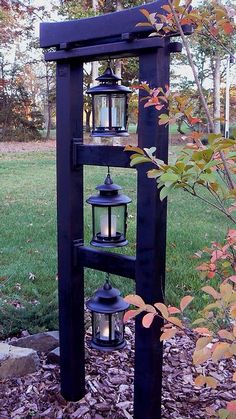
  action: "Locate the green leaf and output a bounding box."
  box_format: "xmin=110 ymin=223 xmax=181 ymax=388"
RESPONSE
xmin=202 ymin=149 xmax=214 ymax=162
xmin=199 ymin=173 xmax=216 ymax=183
xmin=147 ymin=169 xmax=162 ymax=179
xmin=161 ymin=173 xmax=179 ymax=182
xmin=130 ymin=156 xmax=150 ymax=167
xmin=159 ymin=185 xmax=174 ymax=201
xmin=218 ymin=408 xmax=229 ymax=419
xmin=231 ymin=128 xmax=236 ymax=140
xmin=207 ymin=133 xmax=222 ymax=145
xmin=124 ymin=145 xmax=145 ymax=155
xmin=158 ymin=114 xmax=170 ymax=125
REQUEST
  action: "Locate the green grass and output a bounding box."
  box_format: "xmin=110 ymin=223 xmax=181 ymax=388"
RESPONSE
xmin=0 ymin=150 xmax=231 ymax=337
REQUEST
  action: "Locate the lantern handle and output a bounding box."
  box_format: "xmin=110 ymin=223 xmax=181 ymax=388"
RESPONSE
xmin=104 ymin=167 xmax=113 ymax=185
xmin=104 ymin=273 xmax=112 ymax=290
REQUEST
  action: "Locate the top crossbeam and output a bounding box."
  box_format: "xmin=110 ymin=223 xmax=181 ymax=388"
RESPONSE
xmin=40 ymin=0 xmax=182 ymax=49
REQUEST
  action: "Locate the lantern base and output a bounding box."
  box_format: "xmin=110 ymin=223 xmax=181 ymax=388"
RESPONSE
xmin=90 ymin=239 xmax=128 ymax=248
xmin=91 ymin=131 xmax=129 ymax=138
xmin=89 ymin=340 xmax=126 ymax=352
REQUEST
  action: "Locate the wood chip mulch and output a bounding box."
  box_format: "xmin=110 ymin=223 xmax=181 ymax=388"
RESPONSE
xmin=1 ymin=323 xmax=236 ymax=419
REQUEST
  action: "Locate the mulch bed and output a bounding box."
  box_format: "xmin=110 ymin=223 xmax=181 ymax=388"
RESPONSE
xmin=1 ymin=323 xmax=236 ymax=418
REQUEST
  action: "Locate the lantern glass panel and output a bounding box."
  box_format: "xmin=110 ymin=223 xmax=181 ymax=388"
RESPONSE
xmin=111 ymin=94 xmax=126 ymax=129
xmin=113 ymin=311 xmax=125 ymax=341
xmin=93 ymin=205 xmax=126 ymax=241
xmin=111 ymin=205 xmax=126 ymax=235
xmin=92 ymin=311 xmax=124 ymax=344
xmin=94 ymin=95 xmax=109 ymax=129
xmin=93 ymin=313 xmax=115 ymax=341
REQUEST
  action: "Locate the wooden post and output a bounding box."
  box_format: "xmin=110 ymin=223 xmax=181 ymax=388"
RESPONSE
xmin=56 ymin=60 xmax=85 ymax=401
xmin=134 ymin=41 xmax=170 ymax=419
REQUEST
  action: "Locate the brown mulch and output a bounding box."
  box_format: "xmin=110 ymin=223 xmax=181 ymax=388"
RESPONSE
xmin=1 ymin=324 xmax=236 ymax=419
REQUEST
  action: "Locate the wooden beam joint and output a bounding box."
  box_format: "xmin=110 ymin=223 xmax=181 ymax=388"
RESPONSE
xmin=74 ymin=243 xmax=136 ymax=280
xmin=169 ymin=41 xmax=182 ymax=53
xmin=72 ymin=141 xmax=134 ymax=169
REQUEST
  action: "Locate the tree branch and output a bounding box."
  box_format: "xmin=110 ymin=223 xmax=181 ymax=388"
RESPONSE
xmin=167 ymin=0 xmax=235 ymax=191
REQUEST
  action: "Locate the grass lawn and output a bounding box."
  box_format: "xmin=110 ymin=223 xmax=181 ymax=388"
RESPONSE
xmin=0 ymin=149 xmax=231 ymax=337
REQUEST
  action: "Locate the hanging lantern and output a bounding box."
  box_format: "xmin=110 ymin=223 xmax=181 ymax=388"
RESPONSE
xmin=86 ymin=170 xmax=131 ymax=248
xmin=87 ymin=63 xmax=131 ymax=137
xmin=86 ymin=276 xmax=129 ymax=351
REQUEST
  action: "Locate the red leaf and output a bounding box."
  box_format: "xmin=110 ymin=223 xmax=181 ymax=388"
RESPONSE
xmin=227 ymin=400 xmax=236 ymax=413
xmin=168 ymin=306 xmax=181 ymax=315
xmin=124 ymin=294 xmax=145 ymax=308
xmin=222 ymin=22 xmax=234 ymax=34
xmin=210 ymin=26 xmax=218 ymax=36
xmin=123 ymin=310 xmax=139 ymax=323
xmin=180 ymin=295 xmax=194 ymax=311
xmin=160 ymin=328 xmax=177 ymax=341
xmin=142 ymin=312 xmax=155 ymax=328
xmin=201 ymin=286 xmax=221 ymax=300
xmin=193 ymin=327 xmax=212 ymax=336
xmin=154 ymin=303 xmax=169 ymax=319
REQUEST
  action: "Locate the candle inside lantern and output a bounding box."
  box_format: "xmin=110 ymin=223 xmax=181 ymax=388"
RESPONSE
xmin=100 ymin=315 xmax=114 ymax=340
xmin=100 ymin=106 xmax=109 ymax=127
xmin=100 ymin=214 xmax=117 ymax=237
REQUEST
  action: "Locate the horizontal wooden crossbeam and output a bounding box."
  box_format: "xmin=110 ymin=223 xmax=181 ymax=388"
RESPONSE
xmin=44 ymin=37 xmax=165 ymax=62
xmin=40 ymin=1 xmax=168 ymax=49
xmin=73 ymin=142 xmax=134 ymax=169
xmin=74 ymin=244 xmax=136 ymax=280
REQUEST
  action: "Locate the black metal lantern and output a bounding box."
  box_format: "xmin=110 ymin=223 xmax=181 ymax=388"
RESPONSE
xmin=87 ymin=64 xmax=132 ymax=137
xmin=86 ymin=170 xmax=131 ymax=248
xmin=86 ymin=277 xmax=130 ymax=351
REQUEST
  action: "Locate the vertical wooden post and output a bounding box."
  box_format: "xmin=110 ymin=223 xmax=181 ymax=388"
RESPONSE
xmin=56 ymin=60 xmax=85 ymax=401
xmin=134 ymin=41 xmax=170 ymax=419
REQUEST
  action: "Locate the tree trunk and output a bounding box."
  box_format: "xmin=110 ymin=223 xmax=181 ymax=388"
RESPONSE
xmin=45 ymin=101 xmax=52 ymax=140
xmin=91 ymin=0 xmax=99 ymax=86
xmin=45 ymin=63 xmax=52 ymax=141
xmin=212 ymin=56 xmax=221 ymax=134
xmin=85 ymin=109 xmax=91 ymax=132
xmin=115 ymin=60 xmax=122 ymax=79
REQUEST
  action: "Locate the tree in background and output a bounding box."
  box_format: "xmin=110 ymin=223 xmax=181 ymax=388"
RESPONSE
xmin=0 ymin=0 xmax=46 ymax=141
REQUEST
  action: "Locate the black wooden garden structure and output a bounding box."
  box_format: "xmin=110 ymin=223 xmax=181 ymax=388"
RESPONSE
xmin=40 ymin=2 xmax=188 ymax=418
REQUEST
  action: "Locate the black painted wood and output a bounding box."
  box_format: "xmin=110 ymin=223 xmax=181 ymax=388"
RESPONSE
xmin=56 ymin=61 xmax=85 ymax=401
xmin=134 ymin=41 xmax=170 ymax=419
xmin=40 ymin=2 xmax=180 ymax=413
xmin=74 ymin=245 xmax=136 ymax=280
xmin=44 ymin=37 xmax=164 ymax=62
xmin=40 ymin=0 xmax=168 ymax=48
xmin=73 ymin=143 xmax=134 ymax=169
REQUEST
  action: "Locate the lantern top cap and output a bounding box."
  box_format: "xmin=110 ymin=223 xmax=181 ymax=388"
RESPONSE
xmin=96 ymin=64 xmax=121 ymax=84
xmin=86 ymin=63 xmax=132 ymax=94
xmin=95 ymin=279 xmax=120 ymax=299
xmin=86 ymin=278 xmax=130 ymax=313
xmin=96 ymin=173 xmax=122 ymax=193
